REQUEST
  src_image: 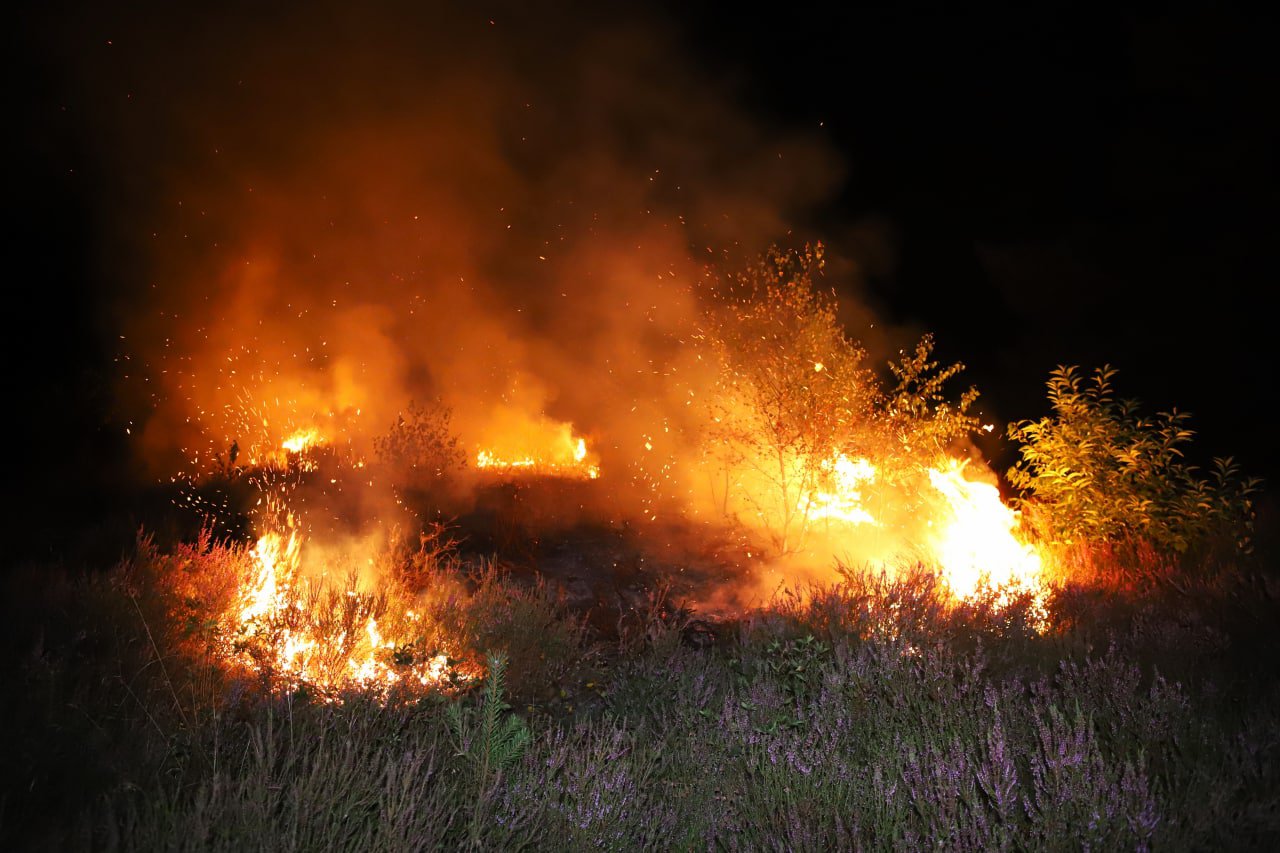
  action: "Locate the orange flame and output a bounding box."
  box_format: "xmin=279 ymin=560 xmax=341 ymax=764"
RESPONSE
xmin=281 ymin=428 xmax=323 ymax=454
xmin=803 ymin=454 xmax=1046 ymax=618
xmin=224 ymin=516 xmax=462 ymax=697
xmin=241 ymin=528 xmax=301 ymax=625
xmin=476 ymin=426 xmax=601 ymax=479
xmin=924 ymin=460 xmax=1045 ymax=611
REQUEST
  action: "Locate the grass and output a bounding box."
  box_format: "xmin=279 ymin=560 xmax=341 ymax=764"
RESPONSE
xmin=3 ymin=530 xmax=1280 ymax=850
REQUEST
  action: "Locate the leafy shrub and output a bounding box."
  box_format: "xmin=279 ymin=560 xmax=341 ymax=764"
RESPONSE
xmin=880 ymin=332 xmax=980 ymax=470
xmin=373 ymin=399 xmax=465 ymax=486
xmin=1008 ymin=365 xmax=1259 ymax=553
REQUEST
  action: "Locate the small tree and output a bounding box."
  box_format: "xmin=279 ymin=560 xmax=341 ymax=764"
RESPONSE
xmin=446 ymin=652 xmax=530 ymax=848
xmin=1007 ymin=365 xmax=1258 ymax=553
xmin=698 ymin=244 xmax=878 ymax=552
xmin=696 ymin=244 xmax=984 ymax=554
xmin=374 ymin=399 xmax=465 ymax=485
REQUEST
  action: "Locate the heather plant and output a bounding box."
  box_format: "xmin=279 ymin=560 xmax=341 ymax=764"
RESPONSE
xmin=7 ymin=529 xmax=1280 ymax=850
xmin=1008 ymin=365 xmax=1259 ymax=554
xmin=1019 ymin=702 xmax=1161 ymax=850
xmin=389 ymin=520 xmax=465 ymax=591
xmin=149 ymin=525 xmax=479 ymax=697
xmin=604 ymin=640 xmax=729 ymax=732
xmin=612 ymin=578 xmax=691 ymax=657
xmin=500 ymin=722 xmax=681 ymax=850
xmin=99 ymin=699 xmax=494 ymax=851
xmin=431 ymin=560 xmax=594 ymax=703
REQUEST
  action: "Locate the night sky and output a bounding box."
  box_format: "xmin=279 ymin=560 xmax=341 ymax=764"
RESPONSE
xmin=11 ymin=3 xmax=1276 ymax=561
xmin=677 ymin=4 xmax=1276 ymax=479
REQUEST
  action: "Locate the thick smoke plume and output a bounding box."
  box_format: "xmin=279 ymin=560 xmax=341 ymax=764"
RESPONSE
xmin=70 ymin=4 xmax=866 ymax=512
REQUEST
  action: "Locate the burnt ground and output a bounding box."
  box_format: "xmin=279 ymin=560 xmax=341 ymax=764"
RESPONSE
xmin=14 ymin=465 xmax=782 ymax=646
xmin=28 ymin=462 xmax=1279 ymax=659
xmin=449 ymin=477 xmax=776 ymax=640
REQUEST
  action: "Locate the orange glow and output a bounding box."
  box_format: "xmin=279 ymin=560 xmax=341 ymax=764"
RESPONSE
xmin=924 ymin=460 xmax=1045 ymax=611
xmin=222 ymin=512 xmax=465 ymax=697
xmin=809 ymin=454 xmax=878 ymax=526
xmin=476 ymin=424 xmax=601 ymax=479
xmin=281 ymin=428 xmax=323 ymax=454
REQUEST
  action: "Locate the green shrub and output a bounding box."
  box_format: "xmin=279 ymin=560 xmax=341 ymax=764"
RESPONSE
xmin=1008 ymin=365 xmax=1259 ymax=554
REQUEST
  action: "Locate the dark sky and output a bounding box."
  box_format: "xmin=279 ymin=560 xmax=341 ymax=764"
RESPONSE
xmin=10 ymin=2 xmax=1276 ymax=557
xmin=673 ymin=4 xmax=1276 ymax=479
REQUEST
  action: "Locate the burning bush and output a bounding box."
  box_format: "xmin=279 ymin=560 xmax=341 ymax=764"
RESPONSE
xmin=696 ymin=244 xmax=982 ymax=557
xmin=698 ymin=243 xmax=878 ymax=552
xmin=150 ymin=520 xmax=477 ymax=700
xmin=688 ymin=244 xmax=1048 ymax=614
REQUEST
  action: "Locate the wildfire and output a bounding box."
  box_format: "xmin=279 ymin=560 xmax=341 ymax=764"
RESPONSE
xmin=235 ymin=427 xmax=329 ymax=471
xmin=476 ymin=431 xmax=600 ymax=479
xmin=923 ymin=460 xmax=1045 ymax=607
xmin=281 ymin=428 xmax=323 ymax=455
xmin=223 ymin=512 xmax=463 ymax=697
xmin=802 ymin=453 xmax=1046 ymax=615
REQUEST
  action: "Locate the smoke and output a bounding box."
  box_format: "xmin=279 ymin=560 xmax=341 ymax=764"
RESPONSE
xmin=40 ymin=1 xmax=1021 ymax=618
xmin=56 ymin=3 xmax=857 ymax=494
